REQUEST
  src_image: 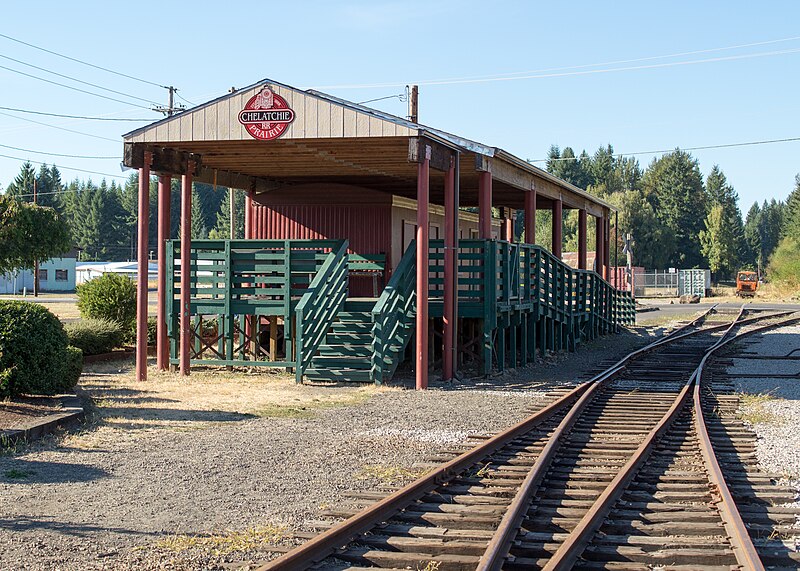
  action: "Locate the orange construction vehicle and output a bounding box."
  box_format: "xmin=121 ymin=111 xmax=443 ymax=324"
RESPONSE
xmin=736 ymin=270 xmax=758 ymax=297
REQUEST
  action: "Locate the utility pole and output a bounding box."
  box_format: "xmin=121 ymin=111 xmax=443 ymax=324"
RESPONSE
xmin=153 ymin=86 xmax=186 ymax=116
xmin=407 ymin=85 xmax=418 ymax=123
xmin=33 ymin=178 xmax=39 ymax=297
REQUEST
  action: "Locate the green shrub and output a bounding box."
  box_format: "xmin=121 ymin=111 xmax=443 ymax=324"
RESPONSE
xmin=0 ymin=301 xmax=77 ymax=398
xmin=147 ymin=316 xmax=157 ymax=346
xmin=64 ymin=318 xmax=125 ymax=356
xmin=76 ymin=273 xmax=137 ymax=331
xmin=768 ymin=237 xmax=800 ymax=290
xmin=62 ymin=346 xmax=83 ymax=392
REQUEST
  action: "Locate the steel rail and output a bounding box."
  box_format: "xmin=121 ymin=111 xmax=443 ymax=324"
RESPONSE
xmin=255 ymin=382 xmax=588 ymax=571
xmin=258 ymin=305 xmax=757 ymax=571
xmin=693 ymin=312 xmax=800 ymax=570
xmin=536 ymin=306 xmax=745 ymax=571
xmin=539 ymin=309 xmax=798 ymax=571
xmin=479 ymin=307 xmax=794 ymax=570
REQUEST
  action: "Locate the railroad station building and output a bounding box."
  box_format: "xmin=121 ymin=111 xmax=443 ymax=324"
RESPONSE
xmin=122 ymin=79 xmax=633 ymax=389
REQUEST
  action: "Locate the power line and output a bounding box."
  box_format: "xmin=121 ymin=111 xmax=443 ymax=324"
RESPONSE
xmin=0 ymin=106 xmax=151 ymax=121
xmin=0 ymin=110 xmax=119 ymax=143
xmin=0 ymin=152 xmax=127 ymax=180
xmin=0 ymin=143 xmax=117 ymax=159
xmin=529 ymin=136 xmax=800 ymax=163
xmin=398 ymin=34 xmax=800 ymax=85
xmin=357 ymin=93 xmax=406 ymax=105
xmin=313 ymin=45 xmax=800 ymax=89
xmin=0 ymin=54 xmax=161 ymax=106
xmin=0 ymin=32 xmax=166 ymax=89
xmin=0 ymin=63 xmax=154 ymax=109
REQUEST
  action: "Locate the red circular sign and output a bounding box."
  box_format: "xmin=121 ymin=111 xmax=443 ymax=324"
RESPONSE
xmin=238 ymin=87 xmax=295 ymax=141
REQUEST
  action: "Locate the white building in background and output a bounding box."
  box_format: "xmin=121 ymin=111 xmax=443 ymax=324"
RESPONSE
xmin=75 ymin=261 xmax=158 ymax=285
xmin=0 ymin=252 xmax=78 ymax=294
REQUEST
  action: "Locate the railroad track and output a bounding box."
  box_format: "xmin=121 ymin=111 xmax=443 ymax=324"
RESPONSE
xmin=259 ymin=308 xmax=800 ymax=571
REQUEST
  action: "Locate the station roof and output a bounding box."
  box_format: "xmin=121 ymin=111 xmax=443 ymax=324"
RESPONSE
xmin=123 ymin=78 xmax=614 ymax=218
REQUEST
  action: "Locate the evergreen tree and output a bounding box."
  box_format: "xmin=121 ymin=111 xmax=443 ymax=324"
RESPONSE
xmin=743 ymin=203 xmax=761 ymax=269
xmin=209 ymin=188 xmax=245 ymax=239
xmin=703 ymin=166 xmax=744 ymax=278
xmin=619 ymin=189 xmax=673 ymax=269
xmin=700 ymin=204 xmax=737 ymax=278
xmin=641 ymin=149 xmax=707 ymax=267
xmin=5 ymin=162 xmax=36 ymax=201
xmin=190 ymin=187 xmax=208 ymax=239
xmin=782 ymin=174 xmax=800 ymax=240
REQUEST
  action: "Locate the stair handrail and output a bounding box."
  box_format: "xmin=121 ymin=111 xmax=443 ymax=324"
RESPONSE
xmin=371 ymin=240 xmax=417 ymax=384
xmin=295 ymin=240 xmax=349 ymax=382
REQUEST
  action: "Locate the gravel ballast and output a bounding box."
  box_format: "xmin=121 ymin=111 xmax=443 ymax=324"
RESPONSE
xmin=728 ymin=323 xmax=800 ymax=484
xmin=0 ymin=329 xmax=652 ymax=570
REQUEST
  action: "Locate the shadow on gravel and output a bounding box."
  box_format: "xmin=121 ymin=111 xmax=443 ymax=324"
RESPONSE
xmin=0 ymin=459 xmax=108 ymax=484
xmin=0 ymin=515 xmax=158 ymax=537
xmin=95 ymin=406 xmax=257 ymax=424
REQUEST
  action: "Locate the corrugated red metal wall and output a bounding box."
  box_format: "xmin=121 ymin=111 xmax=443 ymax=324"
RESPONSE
xmin=251 ymin=195 xmax=392 ymax=297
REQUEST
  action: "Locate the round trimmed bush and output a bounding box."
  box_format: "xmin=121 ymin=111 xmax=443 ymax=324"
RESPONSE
xmin=76 ymin=273 xmax=137 ymax=332
xmin=64 ymin=318 xmax=125 ymax=356
xmin=0 ymin=300 xmax=82 ymax=398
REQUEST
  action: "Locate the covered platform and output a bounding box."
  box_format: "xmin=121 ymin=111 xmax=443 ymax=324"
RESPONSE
xmin=123 ymin=79 xmax=633 ymax=388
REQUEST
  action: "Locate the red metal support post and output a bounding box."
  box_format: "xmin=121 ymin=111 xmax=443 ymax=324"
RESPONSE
xmin=578 ymin=208 xmax=587 ymax=270
xmin=179 ymin=163 xmax=194 ymax=376
xmin=595 ymin=215 xmax=605 ymax=277
xmin=416 ymin=146 xmax=431 ymax=390
xmin=135 ymin=152 xmax=152 ymax=382
xmin=443 ymin=157 xmax=455 ymax=381
xmin=156 ymin=175 xmax=171 ymax=371
xmin=524 ymin=187 xmax=536 ymax=244
xmin=478 ymin=171 xmax=492 ymax=239
xmin=552 ymin=198 xmax=563 ymax=259
xmin=245 ymin=189 xmax=253 ymax=239
xmin=605 ymin=216 xmax=612 ymax=281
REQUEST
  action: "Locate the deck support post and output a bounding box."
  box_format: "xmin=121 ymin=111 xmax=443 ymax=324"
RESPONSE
xmin=504 ymin=208 xmax=514 ymax=241
xmin=156 ymin=174 xmax=171 ymax=371
xmin=415 ymin=146 xmax=431 ymax=390
xmin=524 ymin=187 xmax=536 ymax=244
xmin=578 ymin=208 xmax=587 ymax=271
xmin=135 ymin=151 xmax=152 ymax=382
xmin=179 ymin=162 xmax=194 ymax=376
xmin=478 ymin=171 xmax=492 ymax=239
xmin=552 ymin=198 xmax=563 ymax=259
xmin=443 ymin=156 xmax=456 ymax=382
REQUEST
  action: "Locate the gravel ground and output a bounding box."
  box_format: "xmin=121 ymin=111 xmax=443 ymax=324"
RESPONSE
xmin=0 ymin=327 xmax=654 ymax=571
xmin=727 ymin=323 xmax=800 ymax=502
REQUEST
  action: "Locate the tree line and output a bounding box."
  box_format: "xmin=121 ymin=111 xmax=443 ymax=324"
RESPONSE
xmin=543 ymin=145 xmax=800 ymax=280
xmin=1 ymin=162 xmax=241 ymax=261
xmin=2 ymin=154 xmax=798 ymax=284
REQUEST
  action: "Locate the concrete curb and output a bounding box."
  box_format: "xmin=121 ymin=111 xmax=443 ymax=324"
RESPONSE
xmin=0 ymin=395 xmax=84 ymax=447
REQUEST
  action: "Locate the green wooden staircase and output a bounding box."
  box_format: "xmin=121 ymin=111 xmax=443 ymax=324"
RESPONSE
xmin=300 ymin=242 xmax=417 ymax=384
xmin=304 ymin=300 xmax=377 ymax=382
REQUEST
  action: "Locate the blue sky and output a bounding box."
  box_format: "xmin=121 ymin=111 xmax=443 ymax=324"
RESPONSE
xmin=1 ymin=0 xmax=798 ymax=213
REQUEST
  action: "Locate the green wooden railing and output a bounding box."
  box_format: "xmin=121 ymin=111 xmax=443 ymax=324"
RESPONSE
xmin=295 ymin=240 xmax=350 ymax=382
xmin=370 ymin=240 xmax=416 ymax=384
xmin=166 ymin=239 xmax=343 ymax=367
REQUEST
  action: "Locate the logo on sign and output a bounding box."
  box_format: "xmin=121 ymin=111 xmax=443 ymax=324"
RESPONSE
xmin=238 ymin=86 xmax=295 ymax=140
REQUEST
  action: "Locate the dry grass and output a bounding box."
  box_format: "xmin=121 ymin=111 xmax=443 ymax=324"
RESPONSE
xmin=66 ymin=358 xmax=393 ymax=448
xmin=738 ymin=392 xmax=781 ymax=425
xmin=356 ymin=464 xmax=427 ymax=484
xmin=155 ymin=525 xmax=287 ymax=555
